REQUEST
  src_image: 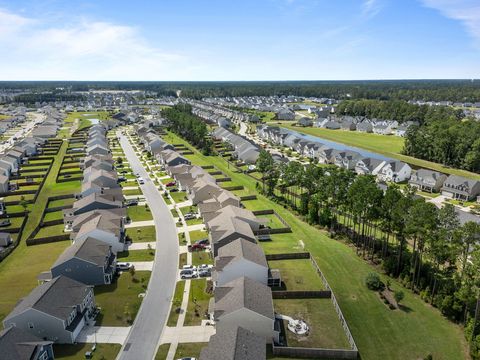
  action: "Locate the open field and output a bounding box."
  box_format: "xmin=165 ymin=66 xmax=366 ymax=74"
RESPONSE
xmin=161 ymin=130 xmax=468 ymax=360
xmin=275 ymin=122 xmax=480 ymax=180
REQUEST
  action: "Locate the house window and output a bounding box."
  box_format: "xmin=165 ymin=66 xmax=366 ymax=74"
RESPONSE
xmin=28 ymin=322 xmax=34 ymax=329
xmin=38 ymin=351 xmax=48 ymax=360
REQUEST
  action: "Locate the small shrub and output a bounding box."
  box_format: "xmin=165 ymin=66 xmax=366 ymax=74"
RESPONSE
xmin=394 ymin=290 xmax=405 ymax=304
xmin=365 ymin=272 xmax=385 ymax=291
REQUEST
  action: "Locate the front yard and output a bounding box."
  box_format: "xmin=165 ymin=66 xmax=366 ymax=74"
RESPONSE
xmin=127 ymin=205 xmax=153 ymax=221
xmin=94 ymin=271 xmax=151 ymax=326
xmin=54 ymin=343 xmax=121 ymax=360
xmin=126 ymin=225 xmax=156 ymax=242
xmin=118 ymin=249 xmax=155 ymax=262
xmin=184 ymin=278 xmax=212 ymax=326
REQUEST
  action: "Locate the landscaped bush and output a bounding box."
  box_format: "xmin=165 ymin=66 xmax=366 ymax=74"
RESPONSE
xmin=365 ymin=272 xmax=385 ymax=291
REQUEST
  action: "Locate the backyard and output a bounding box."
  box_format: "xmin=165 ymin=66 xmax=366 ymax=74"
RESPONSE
xmin=162 ymin=130 xmax=468 ymax=360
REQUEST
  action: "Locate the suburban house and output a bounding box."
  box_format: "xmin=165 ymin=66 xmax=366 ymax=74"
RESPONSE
xmin=209 ymin=216 xmax=257 ymax=256
xmin=275 ymin=109 xmax=295 ymax=120
xmin=73 ymin=215 xmax=125 ymax=253
xmin=409 ymin=169 xmax=447 ymax=193
xmin=210 ymin=276 xmax=277 ymax=343
xmin=65 ymin=192 xmax=123 ymax=217
xmin=0 ymin=326 xmax=54 ymax=360
xmin=199 ymin=325 xmax=266 ymax=360
xmin=50 ymin=237 xmax=116 ymax=285
xmin=0 ymin=156 xmax=18 ymax=174
xmin=86 ymin=143 xmax=109 ymax=156
xmin=0 ymin=174 xmax=9 ymax=193
xmin=356 ymin=122 xmax=373 ymax=133
xmin=3 ymin=276 xmax=96 ymax=344
xmin=214 ymin=238 xmax=268 ymax=286
xmin=376 ymin=160 xmax=412 ymax=183
xmin=83 ymin=169 xmax=118 ymax=189
xmin=441 ymin=175 xmax=480 ymax=201
xmin=355 ymin=157 xmax=385 ymax=175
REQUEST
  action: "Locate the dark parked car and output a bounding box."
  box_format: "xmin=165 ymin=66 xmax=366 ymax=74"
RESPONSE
xmin=169 ymin=188 xmax=179 ymax=193
xmin=125 ymin=199 xmax=139 ymax=206
xmin=165 ymin=181 xmax=176 ymax=187
xmin=0 ymin=219 xmax=11 ymax=227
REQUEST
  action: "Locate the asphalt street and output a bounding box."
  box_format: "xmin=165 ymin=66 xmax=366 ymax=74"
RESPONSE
xmin=117 ymin=132 xmax=179 ymax=360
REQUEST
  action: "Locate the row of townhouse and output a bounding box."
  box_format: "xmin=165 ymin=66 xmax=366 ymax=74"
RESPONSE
xmin=189 ymin=100 xmax=258 ymax=124
xmin=257 ymin=125 xmax=413 ymax=183
xmin=151 ymin=136 xmax=278 ymax=359
xmin=1 ymin=122 xmax=126 ymax=358
xmin=312 ymin=116 xmax=418 ymax=137
xmin=212 ymin=127 xmax=260 ymax=165
xmin=258 ymin=125 xmax=480 ymax=201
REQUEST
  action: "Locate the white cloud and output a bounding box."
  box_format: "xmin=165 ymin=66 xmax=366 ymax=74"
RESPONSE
xmin=0 ymin=8 xmax=189 ymax=80
xmin=422 ymin=0 xmax=480 ymax=44
xmin=362 ymin=0 xmax=382 ymax=18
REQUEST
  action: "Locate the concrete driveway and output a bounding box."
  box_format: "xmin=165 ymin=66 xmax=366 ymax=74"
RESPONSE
xmin=116 ymin=131 xmax=179 ymax=360
xmin=78 ymin=326 xmax=131 ymax=344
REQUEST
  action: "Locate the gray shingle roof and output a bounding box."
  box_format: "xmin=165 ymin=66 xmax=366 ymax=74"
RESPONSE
xmin=214 ymin=277 xmax=273 ymax=320
xmin=215 ymin=238 xmax=267 ymax=271
xmin=199 ymin=325 xmax=266 ymax=360
xmin=0 ymin=326 xmax=52 ymax=360
xmin=5 ymin=276 xmax=91 ymax=322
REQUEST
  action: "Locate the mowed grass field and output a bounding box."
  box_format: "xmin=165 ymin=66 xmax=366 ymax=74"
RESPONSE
xmin=161 ymin=130 xmax=468 ymax=360
xmin=275 ymin=122 xmax=480 ymax=180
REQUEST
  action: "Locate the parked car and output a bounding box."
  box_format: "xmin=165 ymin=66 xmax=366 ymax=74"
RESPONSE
xmin=180 ymin=269 xmax=197 ymax=279
xmin=177 ymin=357 xmax=196 ymax=360
xmin=118 ymin=176 xmax=126 ymax=182
xmin=135 ymin=173 xmax=141 ymax=178
xmin=188 ymin=242 xmax=208 ymax=252
xmin=117 ymin=262 xmax=131 ymax=271
xmin=165 ymin=181 xmax=176 ymax=187
xmin=0 ymin=219 xmax=11 ymax=227
xmin=184 ymin=213 xmax=197 ymax=220
xmin=125 ymin=199 xmax=139 ymax=206
xmin=198 ymin=268 xmax=211 ymax=278
xmin=137 ymin=177 xmax=145 ymax=185
xmin=182 ymin=264 xmax=196 ymax=270
xmin=169 ymin=188 xmax=179 ymax=192
xmin=198 ymin=264 xmax=213 ymax=270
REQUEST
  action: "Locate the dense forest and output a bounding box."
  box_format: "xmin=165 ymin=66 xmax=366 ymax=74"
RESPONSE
xmin=404 ymin=119 xmax=480 ymax=173
xmin=255 ymin=151 xmax=480 ymax=358
xmin=2 ymin=80 xmax=480 ymax=102
xmin=161 ymin=104 xmax=213 ymax=154
xmin=336 ymin=99 xmax=465 ymax=124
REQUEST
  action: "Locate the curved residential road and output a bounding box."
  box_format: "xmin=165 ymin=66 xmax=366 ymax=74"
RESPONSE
xmin=117 ymin=131 xmax=179 ymax=360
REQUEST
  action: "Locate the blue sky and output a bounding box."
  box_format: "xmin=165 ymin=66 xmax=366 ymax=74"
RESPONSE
xmin=0 ymin=0 xmax=479 ymax=80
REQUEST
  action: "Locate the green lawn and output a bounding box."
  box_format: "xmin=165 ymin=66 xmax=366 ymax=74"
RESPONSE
xmin=155 ymin=344 xmax=171 ymax=360
xmin=276 ymin=122 xmax=480 ymax=180
xmin=123 ymin=188 xmax=143 ymax=196
xmin=48 ymin=197 xmax=75 ymax=208
xmin=189 ymin=230 xmax=208 ymax=242
xmin=186 ymin=217 xmax=204 ymax=226
xmin=163 ymin=130 xmax=468 ymax=360
xmin=118 ymin=249 xmax=155 ymax=261
xmin=179 ymin=205 xmax=197 ymax=215
xmin=274 ymin=298 xmax=350 ymax=349
xmin=95 ymin=271 xmax=150 ymax=326
xmin=174 ymin=342 xmax=208 ymax=359
xmin=179 ymin=253 xmax=187 ymax=269
xmin=268 ymin=259 xmax=325 ymax=290
xmin=167 ymin=281 xmax=186 ymax=326
xmin=126 ymin=225 xmax=156 ymax=242
xmin=184 ymin=278 xmax=212 ymax=326
xmin=53 ymin=343 xmax=121 ymax=360
xmin=127 ymin=205 xmax=153 ymax=221
xmin=191 ymin=251 xmax=213 ymax=266
xmin=43 ymin=210 xmax=64 ymax=222
xmin=169 ymin=190 xmax=188 ymax=203
xmin=34 ymin=224 xmax=66 ymax=239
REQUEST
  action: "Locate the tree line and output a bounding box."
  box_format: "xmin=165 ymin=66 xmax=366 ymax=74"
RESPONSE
xmin=3 ymin=80 xmax=480 ymax=102
xmin=256 ymin=150 xmax=480 ymax=358
xmin=404 ymin=118 xmax=480 ymax=173
xmin=336 ymin=99 xmax=465 ymax=124
xmin=161 ymin=104 xmax=213 ymax=154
